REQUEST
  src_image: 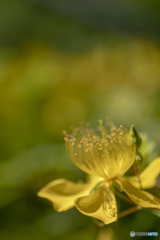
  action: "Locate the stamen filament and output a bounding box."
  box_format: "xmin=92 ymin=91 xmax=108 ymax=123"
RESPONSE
xmin=99 ymin=120 xmax=105 ymax=143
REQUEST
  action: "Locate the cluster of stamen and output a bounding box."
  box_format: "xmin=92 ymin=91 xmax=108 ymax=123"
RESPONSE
xmin=63 ymin=119 xmax=136 ymax=179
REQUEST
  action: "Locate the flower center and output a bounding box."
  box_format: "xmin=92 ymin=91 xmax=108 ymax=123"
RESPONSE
xmin=105 ymin=176 xmax=118 ymax=183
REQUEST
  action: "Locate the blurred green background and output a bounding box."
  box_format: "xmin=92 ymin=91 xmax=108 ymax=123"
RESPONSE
xmin=0 ymin=0 xmax=160 ymax=239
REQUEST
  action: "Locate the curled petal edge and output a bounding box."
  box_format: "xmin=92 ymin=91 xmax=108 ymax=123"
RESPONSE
xmin=128 ymin=157 xmax=160 ymax=189
xmin=74 ymin=183 xmax=118 ymax=224
xmin=116 ymin=178 xmax=160 ymax=209
xmin=37 ymin=175 xmax=100 ymax=212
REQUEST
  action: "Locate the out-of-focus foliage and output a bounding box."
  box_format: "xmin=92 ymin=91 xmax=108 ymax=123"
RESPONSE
xmin=1 ymin=0 xmax=160 ymax=240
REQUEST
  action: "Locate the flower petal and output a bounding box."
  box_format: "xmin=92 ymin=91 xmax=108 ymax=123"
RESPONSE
xmin=37 ymin=175 xmax=100 ymax=212
xmin=128 ymin=157 xmax=160 ymax=189
xmin=116 ymin=178 xmax=160 ymax=209
xmin=74 ymin=183 xmax=117 ymax=224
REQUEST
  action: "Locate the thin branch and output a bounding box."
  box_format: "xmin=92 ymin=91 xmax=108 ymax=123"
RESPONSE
xmin=116 ymin=191 xmax=136 ymax=205
xmin=133 ymin=163 xmax=142 ymax=189
xmin=118 ymin=206 xmax=142 ymax=219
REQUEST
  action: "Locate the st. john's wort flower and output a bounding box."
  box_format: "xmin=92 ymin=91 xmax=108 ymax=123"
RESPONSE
xmin=38 ymin=121 xmax=160 ymax=224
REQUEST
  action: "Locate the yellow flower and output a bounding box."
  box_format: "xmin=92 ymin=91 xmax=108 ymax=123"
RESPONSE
xmin=37 ymin=121 xmax=160 ymax=224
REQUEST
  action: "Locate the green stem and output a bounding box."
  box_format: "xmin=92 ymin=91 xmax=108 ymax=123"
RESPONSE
xmin=116 ymin=191 xmax=136 ymax=205
xmin=118 ymin=206 xmax=142 ymax=219
xmin=133 ymin=163 xmax=142 ymax=189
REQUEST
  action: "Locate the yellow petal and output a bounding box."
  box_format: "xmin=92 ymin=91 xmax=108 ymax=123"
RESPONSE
xmin=37 ymin=175 xmax=100 ymax=212
xmin=128 ymin=157 xmax=160 ymax=189
xmin=74 ymin=183 xmax=117 ymax=224
xmin=116 ymin=178 xmax=160 ymax=209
